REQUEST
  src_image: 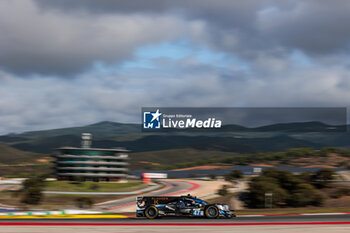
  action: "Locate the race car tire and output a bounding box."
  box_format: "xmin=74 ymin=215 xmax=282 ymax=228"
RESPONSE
xmin=204 ymin=206 xmax=219 ymax=218
xmin=145 ymin=206 xmax=159 ymax=219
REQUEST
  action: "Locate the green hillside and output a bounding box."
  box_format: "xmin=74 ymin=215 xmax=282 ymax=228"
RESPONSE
xmin=254 ymin=121 xmax=345 ymax=132
xmin=130 ymin=147 xmax=350 ymax=170
xmin=0 ymin=143 xmax=43 ymax=164
xmin=10 ymin=121 xmax=140 ymax=140
xmin=9 ymin=134 xmax=320 ymax=154
xmin=0 ymin=121 xmax=349 ymax=173
xmin=130 ymin=148 xmax=239 ymax=169
xmin=2 ymin=121 xmax=346 ymax=141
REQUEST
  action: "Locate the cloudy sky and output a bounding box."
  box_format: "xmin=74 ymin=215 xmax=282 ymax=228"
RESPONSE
xmin=0 ymin=0 xmax=350 ymax=134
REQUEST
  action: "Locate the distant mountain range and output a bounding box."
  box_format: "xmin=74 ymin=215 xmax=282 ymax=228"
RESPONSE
xmin=0 ymin=120 xmax=349 ymax=172
xmin=3 ymin=121 xmax=140 ymax=140
xmin=0 ymin=121 xmax=348 ymax=154
xmin=2 ymin=120 xmax=347 ymax=139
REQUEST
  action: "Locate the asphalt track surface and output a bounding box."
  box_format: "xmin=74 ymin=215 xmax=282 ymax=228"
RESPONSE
xmin=97 ymin=180 xmax=195 ymax=211
xmin=0 ymin=214 xmax=349 ymax=224
xmin=1 ymin=215 xmax=350 ymax=233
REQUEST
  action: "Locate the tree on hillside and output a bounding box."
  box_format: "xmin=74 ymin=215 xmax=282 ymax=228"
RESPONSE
xmin=21 ymin=174 xmax=47 ymax=205
xmin=246 ymin=180 xmax=288 ymax=208
xmin=261 ymin=168 xmax=302 ymax=191
xmin=245 ymin=168 xmax=326 ymax=208
xmin=287 ymin=183 xmax=324 ymax=207
xmin=217 ymin=185 xmax=229 ymax=196
xmin=225 ymin=170 xmax=243 ymax=181
xmin=297 ymin=171 xmax=313 ymax=183
xmin=312 ymin=168 xmax=335 ymax=188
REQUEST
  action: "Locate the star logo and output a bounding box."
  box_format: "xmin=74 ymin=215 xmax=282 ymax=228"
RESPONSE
xmin=143 ymin=109 xmax=162 ymax=129
xmin=151 ymin=109 xmax=162 ymax=122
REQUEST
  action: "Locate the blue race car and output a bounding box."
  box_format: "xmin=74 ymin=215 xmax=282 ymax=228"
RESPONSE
xmin=136 ymin=194 xmax=235 ymax=219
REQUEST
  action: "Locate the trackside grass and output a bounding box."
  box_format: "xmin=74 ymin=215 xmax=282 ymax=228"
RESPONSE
xmin=44 ymin=181 xmax=145 ymax=192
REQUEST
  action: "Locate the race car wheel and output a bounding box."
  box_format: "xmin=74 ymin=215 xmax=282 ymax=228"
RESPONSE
xmin=205 ymin=206 xmax=219 ymax=218
xmin=145 ymin=206 xmax=159 ymax=219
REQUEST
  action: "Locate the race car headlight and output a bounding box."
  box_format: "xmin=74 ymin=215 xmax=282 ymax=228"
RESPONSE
xmin=137 ymin=200 xmax=146 ymax=208
xmin=217 ymin=205 xmax=224 ymax=210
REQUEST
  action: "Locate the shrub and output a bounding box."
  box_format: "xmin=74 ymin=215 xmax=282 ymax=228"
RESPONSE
xmin=75 ymin=197 xmax=94 ymax=209
xmin=225 ymin=170 xmax=243 ymax=181
xmin=312 ymin=168 xmax=335 ymax=188
xmin=89 ymin=183 xmax=100 ymax=190
xmin=262 ymin=168 xmax=303 ymax=191
xmin=287 ymin=183 xmax=324 ymax=207
xmin=245 ymin=169 xmax=326 ymax=208
xmin=21 ymin=187 xmax=43 ymax=205
xmin=331 ymin=188 xmax=350 ymax=198
xmin=297 ymin=171 xmax=313 ymax=183
xmin=246 ymin=181 xmax=289 ymax=208
xmin=217 ymin=185 xmax=229 ymax=196
xmin=20 ymin=175 xmax=47 ymax=205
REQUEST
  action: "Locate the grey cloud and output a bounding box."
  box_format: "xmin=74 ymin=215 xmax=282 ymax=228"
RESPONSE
xmin=1 ymin=55 xmax=350 ymax=134
xmin=2 ymin=0 xmax=350 ymax=75
xmin=1 ymin=0 xmax=350 ymax=134
xmin=257 ymin=1 xmax=350 ymax=54
xmin=34 ymin=0 xmax=350 ymax=55
xmin=34 ymin=0 xmax=171 ymax=14
xmin=0 ymin=0 xmax=206 ymax=75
